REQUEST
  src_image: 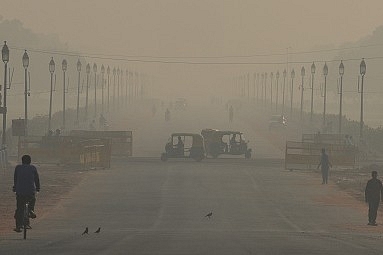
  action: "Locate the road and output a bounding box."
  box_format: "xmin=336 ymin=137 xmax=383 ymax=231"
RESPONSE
xmin=1 ymin=156 xmax=383 ymax=254
xmin=1 ymin=102 xmax=383 ymax=254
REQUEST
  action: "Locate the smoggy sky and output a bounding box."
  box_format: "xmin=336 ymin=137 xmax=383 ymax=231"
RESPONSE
xmin=1 ymin=0 xmax=383 ymax=57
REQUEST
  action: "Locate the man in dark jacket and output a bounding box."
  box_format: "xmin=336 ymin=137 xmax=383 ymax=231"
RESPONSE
xmin=365 ymin=171 xmax=383 ymax=226
xmin=13 ymin=155 xmax=40 ymax=232
xmin=317 ymin=148 xmax=332 ymax=184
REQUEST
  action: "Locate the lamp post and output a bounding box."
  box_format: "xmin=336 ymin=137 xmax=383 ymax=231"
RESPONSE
xmin=322 ymin=62 xmax=328 ymax=128
xmin=1 ymin=41 xmax=9 ymax=147
xmin=126 ymin=69 xmax=129 ymax=105
xmin=270 ymin=72 xmax=273 ymax=108
xmin=85 ymin=63 xmax=90 ymax=120
xmin=265 ymin=72 xmax=268 ymax=105
xmin=101 ymin=65 xmax=105 ymax=114
xmin=282 ymin=69 xmax=286 ymax=114
xmin=113 ymin=67 xmax=116 ymax=108
xmin=117 ymin=68 xmax=120 ymax=108
xmin=276 ymin=71 xmax=280 ymax=111
xmin=22 ymin=50 xmax=29 ymax=136
xmin=62 ymin=59 xmax=67 ymax=130
xmin=256 ymin=73 xmax=260 ymax=102
xmin=93 ymin=63 xmax=97 ymax=118
xmin=338 ymin=60 xmax=344 ymax=134
xmin=290 ymin=69 xmax=295 ymax=117
xmin=76 ymin=59 xmax=81 ymax=126
xmin=261 ymin=73 xmax=264 ymax=103
xmin=107 ymin=66 xmax=110 ymax=112
xmin=48 ymin=57 xmax=55 ymax=132
xmin=359 ymin=58 xmax=366 ymax=140
xmin=300 ymin=66 xmax=305 ymax=120
xmin=310 ymin=62 xmax=316 ymax=122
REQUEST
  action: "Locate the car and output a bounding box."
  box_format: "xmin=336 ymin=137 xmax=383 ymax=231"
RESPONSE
xmin=268 ymin=115 xmax=287 ymax=130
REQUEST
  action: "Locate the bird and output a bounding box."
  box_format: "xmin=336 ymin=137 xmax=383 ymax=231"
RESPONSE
xmin=94 ymin=227 xmax=101 ymax=233
xmin=205 ymin=212 xmax=213 ymax=219
xmin=82 ymin=227 xmax=89 ymax=235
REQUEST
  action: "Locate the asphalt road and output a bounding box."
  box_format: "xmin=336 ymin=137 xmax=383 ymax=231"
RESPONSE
xmin=1 ymin=156 xmax=383 ymax=255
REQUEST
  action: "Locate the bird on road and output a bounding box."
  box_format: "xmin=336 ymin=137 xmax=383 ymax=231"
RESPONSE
xmin=205 ymin=212 xmax=213 ymax=219
xmin=95 ymin=227 xmax=101 ymax=233
xmin=82 ymin=227 xmax=89 ymax=235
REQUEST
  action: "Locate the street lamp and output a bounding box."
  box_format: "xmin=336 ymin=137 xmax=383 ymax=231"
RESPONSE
xmin=76 ymin=59 xmax=82 ymax=126
xmin=22 ymin=50 xmax=29 ymax=136
xmin=360 ymin=58 xmax=366 ymax=140
xmin=126 ymin=69 xmax=129 ymax=105
xmin=322 ymin=62 xmax=328 ymax=129
xmin=101 ymin=64 xmax=105 ymax=114
xmin=256 ymin=73 xmax=260 ymax=102
xmin=270 ymin=72 xmax=273 ymax=108
xmin=85 ymin=63 xmax=90 ymax=120
xmin=261 ymin=73 xmax=264 ymax=103
xmin=107 ymin=66 xmax=110 ymax=112
xmin=48 ymin=57 xmax=55 ymax=132
xmin=290 ymin=69 xmax=295 ymax=117
xmin=1 ymin=41 xmax=9 ymax=147
xmin=264 ymin=72 xmax=268 ymax=106
xmin=300 ymin=66 xmax=305 ymax=120
xmin=93 ymin=63 xmax=97 ymax=118
xmin=113 ymin=67 xmax=116 ymax=108
xmin=310 ymin=62 xmax=316 ymax=122
xmin=282 ymin=69 xmax=286 ymax=114
xmin=275 ymin=71 xmax=280 ymax=111
xmin=62 ymin=59 xmax=67 ymax=129
xmin=117 ymin=68 xmax=120 ymax=108
xmin=339 ymin=60 xmax=344 ymax=134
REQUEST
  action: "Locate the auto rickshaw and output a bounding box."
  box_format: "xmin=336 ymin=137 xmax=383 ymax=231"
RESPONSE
xmin=161 ymin=133 xmax=205 ymax=161
xmin=201 ymin=129 xmax=252 ymax=158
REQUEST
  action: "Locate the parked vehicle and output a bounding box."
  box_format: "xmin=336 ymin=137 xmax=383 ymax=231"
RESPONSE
xmin=201 ymin=129 xmax=252 ymax=159
xmin=161 ymin=133 xmax=205 ymax=161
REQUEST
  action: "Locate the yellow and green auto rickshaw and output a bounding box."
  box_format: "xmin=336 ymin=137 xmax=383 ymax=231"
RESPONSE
xmin=201 ymin=129 xmax=252 ymax=159
xmin=161 ymin=133 xmax=205 ymax=161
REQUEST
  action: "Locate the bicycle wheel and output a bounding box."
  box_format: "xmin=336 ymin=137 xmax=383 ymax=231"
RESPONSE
xmin=23 ymin=203 xmax=29 ymax=240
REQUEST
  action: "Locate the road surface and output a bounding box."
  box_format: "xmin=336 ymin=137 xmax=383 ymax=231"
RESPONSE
xmin=1 ymin=156 xmax=383 ymax=254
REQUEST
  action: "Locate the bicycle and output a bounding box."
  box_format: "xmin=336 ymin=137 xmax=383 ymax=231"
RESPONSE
xmin=22 ymin=200 xmax=32 ymax=240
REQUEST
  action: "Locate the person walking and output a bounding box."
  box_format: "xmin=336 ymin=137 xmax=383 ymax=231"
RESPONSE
xmin=13 ymin=155 xmax=40 ymax=233
xmin=365 ymin=171 xmax=383 ymax=226
xmin=317 ymin=148 xmax=332 ymax=184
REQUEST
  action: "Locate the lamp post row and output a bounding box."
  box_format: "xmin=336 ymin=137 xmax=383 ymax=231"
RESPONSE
xmin=234 ymin=59 xmax=367 ymax=139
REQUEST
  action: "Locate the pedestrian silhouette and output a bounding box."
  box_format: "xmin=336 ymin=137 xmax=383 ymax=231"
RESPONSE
xmin=94 ymin=227 xmax=101 ymax=233
xmin=82 ymin=227 xmax=89 ymax=235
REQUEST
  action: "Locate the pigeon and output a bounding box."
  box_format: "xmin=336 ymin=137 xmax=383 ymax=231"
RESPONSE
xmin=205 ymin=212 xmax=213 ymax=219
xmin=82 ymin=227 xmax=89 ymax=235
xmin=94 ymin=227 xmax=101 ymax=233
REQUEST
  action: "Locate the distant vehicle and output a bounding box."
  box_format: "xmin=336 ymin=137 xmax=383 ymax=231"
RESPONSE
xmin=161 ymin=133 xmax=205 ymax=161
xmin=268 ymin=115 xmax=287 ymax=130
xmin=175 ymin=98 xmax=187 ymax=110
xmin=201 ymin=129 xmax=252 ymax=159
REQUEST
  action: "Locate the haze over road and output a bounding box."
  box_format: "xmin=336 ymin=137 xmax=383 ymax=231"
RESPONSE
xmin=1 ymin=102 xmax=383 ymax=254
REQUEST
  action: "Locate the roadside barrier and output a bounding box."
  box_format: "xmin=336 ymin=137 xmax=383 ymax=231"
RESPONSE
xmin=285 ymin=141 xmax=357 ymax=170
xmin=18 ymin=136 xmax=111 ymax=169
xmin=70 ymin=130 xmax=133 ymax=156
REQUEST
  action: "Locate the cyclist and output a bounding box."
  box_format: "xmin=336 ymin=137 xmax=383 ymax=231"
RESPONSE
xmin=13 ymin=155 xmax=40 ymax=233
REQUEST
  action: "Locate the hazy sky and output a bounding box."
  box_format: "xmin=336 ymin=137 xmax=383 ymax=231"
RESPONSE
xmin=2 ymin=0 xmax=383 ymax=57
